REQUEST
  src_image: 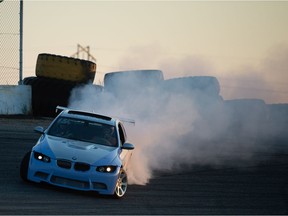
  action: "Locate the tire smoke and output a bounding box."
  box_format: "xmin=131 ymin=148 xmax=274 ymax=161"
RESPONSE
xmin=68 ymin=70 xmax=281 ymax=185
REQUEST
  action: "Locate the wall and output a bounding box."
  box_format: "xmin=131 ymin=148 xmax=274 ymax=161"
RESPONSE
xmin=0 ymin=85 xmax=32 ymax=115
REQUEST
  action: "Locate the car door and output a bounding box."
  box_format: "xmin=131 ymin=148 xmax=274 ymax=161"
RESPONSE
xmin=118 ymin=123 xmax=132 ymax=168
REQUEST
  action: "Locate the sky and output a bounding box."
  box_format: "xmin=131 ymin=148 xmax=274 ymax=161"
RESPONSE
xmin=18 ymin=0 xmax=288 ymax=104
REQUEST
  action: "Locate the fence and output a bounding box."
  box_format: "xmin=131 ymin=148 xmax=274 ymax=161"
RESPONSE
xmin=0 ymin=0 xmax=20 ymax=85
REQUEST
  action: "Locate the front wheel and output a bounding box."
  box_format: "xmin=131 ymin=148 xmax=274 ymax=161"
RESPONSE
xmin=114 ymin=169 xmax=128 ymax=198
xmin=20 ymin=151 xmax=31 ymax=181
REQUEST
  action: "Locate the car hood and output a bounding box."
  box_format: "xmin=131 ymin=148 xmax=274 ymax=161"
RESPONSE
xmin=37 ymin=135 xmax=118 ymax=165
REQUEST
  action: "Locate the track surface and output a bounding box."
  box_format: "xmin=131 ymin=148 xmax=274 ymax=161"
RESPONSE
xmin=0 ymin=117 xmax=288 ymax=215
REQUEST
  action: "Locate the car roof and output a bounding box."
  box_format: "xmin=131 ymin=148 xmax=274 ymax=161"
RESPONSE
xmin=58 ymin=108 xmax=118 ymax=126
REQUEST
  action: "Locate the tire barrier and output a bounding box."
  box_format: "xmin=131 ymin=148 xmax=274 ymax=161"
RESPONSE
xmin=36 ymin=53 xmax=96 ymax=83
xmin=266 ymin=104 xmax=288 ymax=143
xmin=104 ymin=70 xmax=164 ymax=99
xmin=224 ymin=99 xmax=268 ymax=140
xmin=22 ymin=52 xmax=97 ymax=117
xmin=162 ymin=76 xmax=221 ymax=96
xmin=159 ymin=76 xmax=223 ymax=114
xmin=23 ymin=76 xmax=78 ymax=117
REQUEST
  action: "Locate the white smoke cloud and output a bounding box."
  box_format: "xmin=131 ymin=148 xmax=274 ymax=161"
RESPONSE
xmin=68 ymin=71 xmax=269 ymax=185
xmin=67 ymin=44 xmax=288 ymax=185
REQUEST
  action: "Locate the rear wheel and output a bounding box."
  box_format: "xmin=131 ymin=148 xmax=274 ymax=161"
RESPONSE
xmin=20 ymin=151 xmax=31 ymax=181
xmin=114 ymin=169 xmax=128 ymax=198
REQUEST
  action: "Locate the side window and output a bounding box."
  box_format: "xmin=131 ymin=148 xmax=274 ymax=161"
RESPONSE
xmin=118 ymin=123 xmax=127 ymax=145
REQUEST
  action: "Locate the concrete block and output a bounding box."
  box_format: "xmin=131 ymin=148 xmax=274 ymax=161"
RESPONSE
xmin=0 ymin=85 xmax=32 ymax=115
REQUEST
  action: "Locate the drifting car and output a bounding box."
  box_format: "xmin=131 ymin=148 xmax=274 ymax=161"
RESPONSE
xmin=20 ymin=107 xmax=135 ymax=198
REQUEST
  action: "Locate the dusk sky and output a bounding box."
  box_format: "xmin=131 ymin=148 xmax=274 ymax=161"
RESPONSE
xmin=21 ymin=1 xmax=288 ymax=103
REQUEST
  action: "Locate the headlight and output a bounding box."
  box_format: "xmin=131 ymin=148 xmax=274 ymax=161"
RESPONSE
xmin=96 ymin=166 xmax=117 ymax=173
xmin=34 ymin=152 xmax=51 ymax=163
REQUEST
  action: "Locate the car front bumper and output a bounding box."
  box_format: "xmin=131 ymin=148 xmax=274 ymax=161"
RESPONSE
xmin=27 ymin=152 xmax=119 ymax=195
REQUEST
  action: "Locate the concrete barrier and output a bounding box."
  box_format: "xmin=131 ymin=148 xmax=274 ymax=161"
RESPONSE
xmin=0 ymin=85 xmax=32 ymax=115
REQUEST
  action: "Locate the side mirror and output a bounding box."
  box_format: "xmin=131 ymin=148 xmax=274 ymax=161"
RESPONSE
xmin=122 ymin=142 xmax=135 ymax=150
xmin=34 ymin=126 xmax=44 ymax=134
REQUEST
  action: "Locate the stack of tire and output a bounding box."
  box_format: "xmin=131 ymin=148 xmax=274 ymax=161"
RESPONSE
xmin=161 ymin=76 xmax=221 ymax=98
xmin=104 ymin=69 xmax=164 ymax=98
xmin=266 ymin=103 xmax=288 ymax=144
xmin=224 ymin=98 xmax=269 ymax=142
xmin=160 ymin=76 xmax=223 ymax=112
xmin=23 ymin=53 xmax=96 ymax=117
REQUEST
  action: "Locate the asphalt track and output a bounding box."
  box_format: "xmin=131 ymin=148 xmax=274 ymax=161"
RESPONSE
xmin=0 ymin=117 xmax=288 ymax=215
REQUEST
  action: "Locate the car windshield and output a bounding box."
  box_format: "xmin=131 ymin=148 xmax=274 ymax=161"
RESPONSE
xmin=47 ymin=117 xmax=117 ymax=147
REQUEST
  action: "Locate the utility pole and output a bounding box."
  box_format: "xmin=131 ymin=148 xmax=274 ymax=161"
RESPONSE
xmin=71 ymin=44 xmax=96 ymax=62
xmin=19 ymin=0 xmax=23 ymax=84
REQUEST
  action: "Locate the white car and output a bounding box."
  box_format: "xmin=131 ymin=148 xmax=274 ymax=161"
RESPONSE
xmin=20 ymin=107 xmax=135 ymax=198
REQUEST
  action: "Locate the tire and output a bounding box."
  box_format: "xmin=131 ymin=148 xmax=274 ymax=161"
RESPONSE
xmin=113 ymin=169 xmax=128 ymax=198
xmin=162 ymin=76 xmax=221 ymax=96
xmin=23 ymin=76 xmax=41 ymax=116
xmin=104 ymin=70 xmax=164 ymax=98
xmin=36 ymin=53 xmax=96 ymax=83
xmin=23 ymin=76 xmax=37 ymax=85
xmin=224 ymin=99 xmax=267 ymax=122
xmin=34 ymin=78 xmax=76 ymax=116
xmin=23 ymin=76 xmax=79 ymax=117
xmin=20 ymin=151 xmax=31 ymax=181
xmin=224 ymin=99 xmax=268 ymax=138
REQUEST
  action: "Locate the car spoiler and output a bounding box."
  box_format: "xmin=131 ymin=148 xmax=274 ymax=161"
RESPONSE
xmin=55 ymin=106 xmax=68 ymax=115
xmin=115 ymin=117 xmax=135 ymax=125
xmin=55 ymin=106 xmax=135 ymax=125
xmin=56 ymin=106 xmax=67 ymax=112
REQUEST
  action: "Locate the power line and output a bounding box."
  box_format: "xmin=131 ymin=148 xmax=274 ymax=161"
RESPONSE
xmin=218 ymin=76 xmax=288 ymax=86
xmin=221 ymin=85 xmax=288 ymax=94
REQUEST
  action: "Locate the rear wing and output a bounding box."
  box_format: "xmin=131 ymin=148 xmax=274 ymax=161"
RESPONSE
xmin=115 ymin=117 xmax=135 ymax=126
xmin=56 ymin=106 xmax=67 ymax=113
xmin=55 ymin=106 xmax=135 ymax=125
xmin=55 ymin=106 xmax=68 ymax=115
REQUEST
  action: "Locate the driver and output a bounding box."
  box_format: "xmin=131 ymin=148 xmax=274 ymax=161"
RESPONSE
xmin=57 ymin=123 xmax=72 ymax=138
xmin=103 ymin=126 xmax=117 ymax=146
